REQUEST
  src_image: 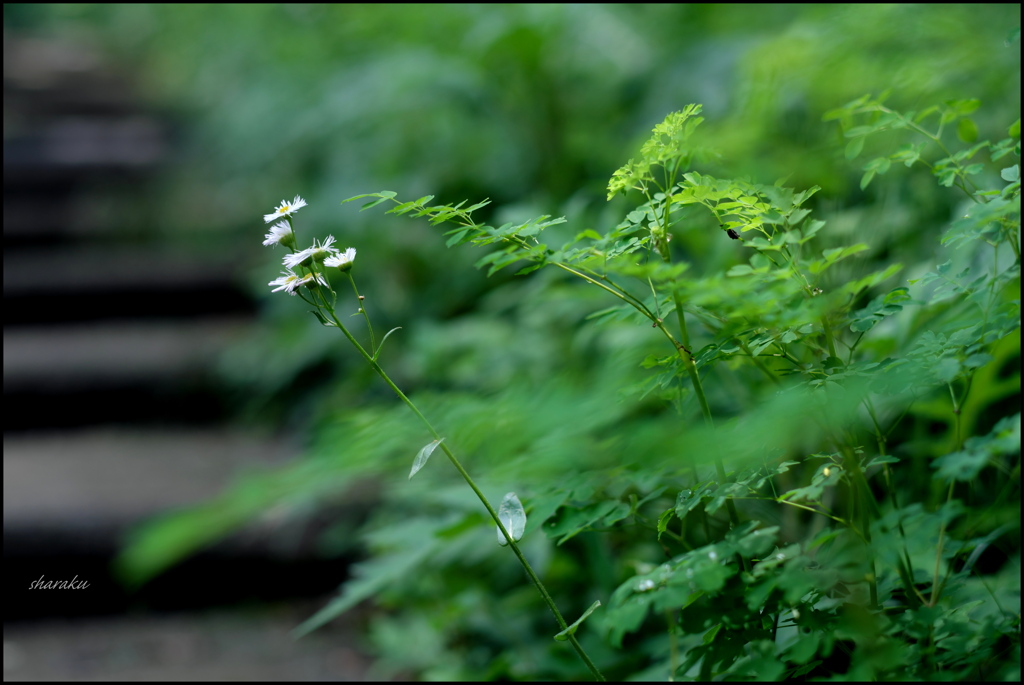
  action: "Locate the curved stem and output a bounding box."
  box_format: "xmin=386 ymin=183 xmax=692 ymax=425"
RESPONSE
xmin=671 ymin=291 xmax=713 ymax=427
xmin=325 ymin=308 xmax=605 ymax=680
xmin=737 ymin=339 xmax=782 ymax=386
xmin=653 ymin=206 xmax=747 ymax=570
xmin=346 ymin=273 xmax=376 ymax=354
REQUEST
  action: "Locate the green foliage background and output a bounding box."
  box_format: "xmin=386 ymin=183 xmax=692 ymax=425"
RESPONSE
xmin=10 ymin=4 xmax=1020 ymax=680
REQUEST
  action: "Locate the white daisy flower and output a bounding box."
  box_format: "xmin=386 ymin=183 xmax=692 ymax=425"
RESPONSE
xmin=262 ymin=221 xmax=296 ymax=248
xmin=294 ymin=271 xmax=328 ymax=291
xmin=263 ymin=195 xmax=308 ymax=224
xmin=268 ymin=270 xmax=327 ymax=295
xmin=269 ymin=270 xmax=303 ymax=295
xmin=283 ymin=235 xmax=338 ymax=269
xmin=324 ymin=247 xmax=356 ymax=272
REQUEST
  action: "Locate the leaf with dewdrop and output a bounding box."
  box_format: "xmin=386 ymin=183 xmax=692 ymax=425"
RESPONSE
xmin=497 ymin=492 xmax=526 ymax=546
xmin=409 ymin=438 xmax=444 ymax=479
xmin=554 ymin=600 xmax=602 ymax=641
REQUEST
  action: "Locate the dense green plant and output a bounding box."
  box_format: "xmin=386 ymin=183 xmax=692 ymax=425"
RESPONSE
xmin=119 ymin=99 xmax=1019 ymax=679
xmin=11 ymin=5 xmax=1017 ymax=432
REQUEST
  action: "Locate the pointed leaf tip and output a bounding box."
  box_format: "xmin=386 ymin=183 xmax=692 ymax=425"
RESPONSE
xmin=554 ymin=601 xmax=602 ymax=641
xmin=409 ymin=438 xmax=443 ymax=479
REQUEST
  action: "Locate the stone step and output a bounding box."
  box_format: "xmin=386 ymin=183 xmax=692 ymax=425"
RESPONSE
xmin=4 ymin=427 xmax=374 ymax=624
xmin=3 ymin=427 xmax=299 ymax=527
xmin=3 ymin=605 xmax=375 ymax=681
xmin=4 ymin=317 xmax=252 ymax=390
xmin=4 ymin=247 xmax=255 ymax=325
xmin=4 ymin=317 xmax=254 ymax=431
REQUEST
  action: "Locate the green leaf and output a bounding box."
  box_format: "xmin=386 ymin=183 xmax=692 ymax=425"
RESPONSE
xmin=657 ymin=508 xmax=675 ymax=540
xmin=810 ymin=243 xmax=870 ymax=274
xmin=385 ymin=200 xmax=417 ymax=215
xmin=293 ymin=520 xmax=441 ymax=638
xmin=497 ymin=492 xmax=526 ymax=546
xmin=932 ymin=414 xmax=1020 ymax=481
xmin=786 ymin=632 xmax=821 ymax=665
xmin=409 ymin=438 xmax=444 ymax=479
xmin=864 ymin=454 xmax=899 ymax=468
xmin=864 ymin=156 xmax=891 ymax=175
xmin=445 ymin=228 xmax=470 ymax=247
xmin=824 ymin=244 xmax=867 ymax=261
xmin=799 ymin=220 xmax=825 ymax=244
xmin=554 ymin=600 xmax=602 ymax=641
xmin=841 ymin=263 xmax=903 ymax=297
xmin=349 ymin=190 xmax=398 ymax=211
xmin=727 ymin=522 xmax=779 ymax=557
xmin=726 ymin=264 xmax=755 ymax=276
xmin=575 ymin=229 xmax=602 ymax=241
xmin=963 ymin=353 xmax=994 ymax=369
xmin=310 ymin=309 xmax=334 ymax=327
xmin=674 ymin=483 xmax=713 ymax=517
xmin=933 ymin=357 xmax=960 ymax=383
xmin=957 ymin=118 xmax=979 ymax=143
xmin=860 ymin=169 xmax=876 ymax=190
xmin=946 ymin=98 xmax=981 ymax=116
xmin=932 ymin=447 xmax=990 ymax=481
xmin=372 ymin=327 xmax=403 ymax=362
xmin=892 ymin=142 xmax=925 ymax=168
xmin=848 ymin=287 xmax=913 ymax=332
xmin=340 ymin=190 xmax=396 ymax=205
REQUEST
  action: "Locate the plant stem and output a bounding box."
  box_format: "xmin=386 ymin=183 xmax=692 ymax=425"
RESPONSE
xmin=649 ymin=182 xmax=750 ymax=569
xmin=928 ymin=382 xmax=967 ymax=608
xmin=840 ymin=443 xmax=879 ymax=608
xmin=929 ymin=481 xmax=956 ymax=607
xmin=671 ymin=293 xmax=713 ymax=425
xmin=864 ymin=398 xmax=921 ymax=604
xmin=326 ymin=308 xmax=605 ymax=681
xmin=659 ymin=233 xmax=747 ymax=570
xmin=346 ymin=273 xmax=376 ymax=354
xmin=820 ymin=314 xmax=838 ymax=359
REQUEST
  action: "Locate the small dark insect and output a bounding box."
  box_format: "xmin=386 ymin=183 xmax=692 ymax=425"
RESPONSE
xmin=726 ymin=228 xmax=740 ymax=240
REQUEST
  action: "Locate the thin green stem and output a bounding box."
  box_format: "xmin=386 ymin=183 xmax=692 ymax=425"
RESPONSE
xmin=671 ymin=291 xmax=713 ymax=428
xmin=929 ymin=480 xmax=956 ymax=607
xmin=651 ymin=184 xmax=748 ymax=570
xmin=863 ymin=399 xmax=920 ymax=590
xmin=346 ymin=273 xmax=376 ymax=355
xmin=554 ymin=263 xmax=657 ymax=320
xmin=821 ymin=314 xmax=838 ymax=360
xmin=736 ymin=496 xmax=848 ymax=526
xmin=926 ymin=380 xmax=968 ymax=608
xmin=323 ymin=307 xmax=605 ymax=680
xmin=837 ymin=441 xmax=878 ymax=607
xmin=737 ymin=340 xmax=782 ymax=387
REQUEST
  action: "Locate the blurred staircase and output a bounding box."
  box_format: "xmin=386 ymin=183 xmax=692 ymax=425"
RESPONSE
xmin=3 ymin=34 xmax=359 ymax=643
